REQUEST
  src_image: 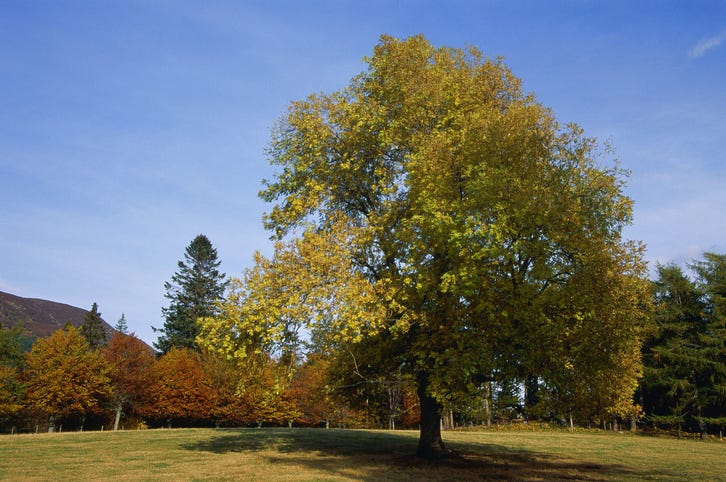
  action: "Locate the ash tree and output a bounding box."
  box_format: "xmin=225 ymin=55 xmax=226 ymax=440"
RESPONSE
xmin=200 ymin=35 xmax=650 ymax=459
xmin=155 ymin=235 xmax=228 ymax=354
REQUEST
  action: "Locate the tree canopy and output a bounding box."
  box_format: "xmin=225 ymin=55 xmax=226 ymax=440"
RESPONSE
xmin=199 ymin=35 xmax=650 ymax=458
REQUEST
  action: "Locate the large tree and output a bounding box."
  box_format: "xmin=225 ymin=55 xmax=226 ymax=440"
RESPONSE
xmin=155 ymin=234 xmax=228 ymax=353
xmin=202 ymin=35 xmax=649 ymax=458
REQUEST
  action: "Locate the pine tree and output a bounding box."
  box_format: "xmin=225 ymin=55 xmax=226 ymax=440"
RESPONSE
xmin=80 ymin=302 xmax=107 ymax=349
xmin=154 ymin=234 xmax=227 ymax=353
xmin=114 ymin=313 xmax=129 ymax=334
xmin=690 ymin=253 xmax=726 ymax=436
xmin=641 ymin=256 xmax=726 ymax=438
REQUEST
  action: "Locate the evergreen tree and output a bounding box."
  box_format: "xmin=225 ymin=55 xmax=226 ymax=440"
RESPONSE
xmin=641 ymin=256 xmax=726 ymax=437
xmin=154 ymin=234 xmax=227 ymax=354
xmin=690 ymin=253 xmax=726 ymax=436
xmin=0 ymin=323 xmax=29 ymax=369
xmin=80 ymin=302 xmax=107 ymax=349
xmin=114 ymin=313 xmax=129 ymax=334
xmin=641 ymin=264 xmax=705 ymax=434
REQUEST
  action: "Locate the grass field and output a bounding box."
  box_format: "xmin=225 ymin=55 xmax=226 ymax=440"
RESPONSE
xmin=0 ymin=427 xmax=724 ymax=481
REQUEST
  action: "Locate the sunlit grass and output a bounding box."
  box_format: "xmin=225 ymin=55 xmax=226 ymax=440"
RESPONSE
xmin=0 ymin=427 xmax=723 ymax=480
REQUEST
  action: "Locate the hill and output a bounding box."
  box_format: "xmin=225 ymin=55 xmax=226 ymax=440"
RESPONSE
xmin=0 ymin=290 xmax=115 ymax=339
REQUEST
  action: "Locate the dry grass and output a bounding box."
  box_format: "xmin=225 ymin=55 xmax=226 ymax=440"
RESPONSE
xmin=0 ymin=427 xmax=724 ymax=481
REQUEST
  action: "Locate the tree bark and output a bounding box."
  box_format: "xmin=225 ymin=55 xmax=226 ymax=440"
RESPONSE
xmin=484 ymin=382 xmax=492 ymax=427
xmin=699 ymin=419 xmax=708 ymax=440
xmin=524 ymin=375 xmax=539 ymax=421
xmin=113 ymin=403 xmax=122 ymax=431
xmin=416 ymin=373 xmax=448 ymax=459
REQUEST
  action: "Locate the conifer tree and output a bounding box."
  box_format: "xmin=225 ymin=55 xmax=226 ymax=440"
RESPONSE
xmin=114 ymin=313 xmax=129 ymax=334
xmin=641 ymin=255 xmax=726 ymax=437
xmin=155 ymin=235 xmax=227 ymax=353
xmin=690 ymin=253 xmax=726 ymax=436
xmin=80 ymin=302 xmax=107 ymax=349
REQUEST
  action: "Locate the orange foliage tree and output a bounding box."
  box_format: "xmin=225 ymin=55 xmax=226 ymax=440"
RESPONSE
xmin=200 ymin=351 xmax=252 ymax=426
xmin=247 ymin=357 xmax=300 ymax=427
xmin=201 ymin=351 xmax=301 ymax=427
xmin=24 ymin=326 xmax=112 ymax=431
xmin=143 ymin=347 xmax=217 ymax=427
xmin=103 ymin=332 xmax=155 ymax=430
xmin=288 ymin=355 xmax=337 ymax=427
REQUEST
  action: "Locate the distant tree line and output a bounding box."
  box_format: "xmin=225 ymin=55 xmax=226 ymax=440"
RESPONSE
xmin=0 ymin=252 xmax=723 ymax=437
xmin=0 ymin=322 xmax=410 ymax=432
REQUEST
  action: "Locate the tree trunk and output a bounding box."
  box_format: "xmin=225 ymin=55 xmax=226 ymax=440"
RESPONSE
xmin=483 ymin=382 xmax=492 ymax=427
xmin=113 ymin=403 xmax=122 ymax=431
xmin=416 ymin=373 xmax=448 ymax=459
xmin=699 ymin=419 xmax=708 ymax=440
xmin=524 ymin=375 xmax=539 ymax=421
xmin=697 ymin=406 xmax=708 ymax=440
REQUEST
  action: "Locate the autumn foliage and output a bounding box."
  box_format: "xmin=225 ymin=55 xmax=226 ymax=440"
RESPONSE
xmin=142 ymin=348 xmax=218 ymax=427
xmin=104 ymin=332 xmax=155 ymax=429
xmin=23 ymin=326 xmax=112 ymax=428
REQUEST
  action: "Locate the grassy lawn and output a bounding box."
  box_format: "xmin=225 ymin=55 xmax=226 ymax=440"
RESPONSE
xmin=0 ymin=427 xmax=724 ymax=481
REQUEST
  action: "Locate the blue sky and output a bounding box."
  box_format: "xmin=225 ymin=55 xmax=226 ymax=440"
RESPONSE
xmin=1 ymin=1 xmax=724 ymax=345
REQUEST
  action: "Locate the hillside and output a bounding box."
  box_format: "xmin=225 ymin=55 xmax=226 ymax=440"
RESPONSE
xmin=0 ymin=290 xmax=115 ymax=339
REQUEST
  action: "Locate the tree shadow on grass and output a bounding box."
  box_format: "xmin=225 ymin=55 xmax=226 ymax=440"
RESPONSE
xmin=182 ymin=428 xmax=672 ymax=481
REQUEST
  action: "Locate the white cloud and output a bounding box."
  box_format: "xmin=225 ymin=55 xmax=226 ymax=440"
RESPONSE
xmin=689 ymin=29 xmax=726 ymax=58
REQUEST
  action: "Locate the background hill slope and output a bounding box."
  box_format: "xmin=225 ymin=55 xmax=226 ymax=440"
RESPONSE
xmin=0 ymin=290 xmax=114 ymax=338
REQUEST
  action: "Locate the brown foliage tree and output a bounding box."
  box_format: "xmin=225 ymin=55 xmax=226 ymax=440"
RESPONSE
xmin=143 ymin=347 xmax=217 ymax=427
xmin=288 ymin=355 xmax=337 ymax=427
xmin=199 ymin=351 xmax=251 ymax=427
xmin=103 ymin=332 xmax=155 ymax=430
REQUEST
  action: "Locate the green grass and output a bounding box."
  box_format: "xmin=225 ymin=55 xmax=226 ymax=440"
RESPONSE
xmin=0 ymin=428 xmax=723 ymax=481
